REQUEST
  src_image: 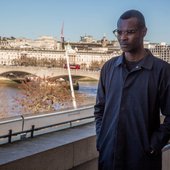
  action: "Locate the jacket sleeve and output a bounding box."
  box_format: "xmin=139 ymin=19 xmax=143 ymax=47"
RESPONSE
xmin=151 ymin=63 xmax=170 ymax=151
xmin=94 ymin=67 xmax=106 ymax=139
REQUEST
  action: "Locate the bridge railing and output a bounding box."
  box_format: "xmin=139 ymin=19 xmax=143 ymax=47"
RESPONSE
xmin=0 ymin=105 xmax=95 ymax=145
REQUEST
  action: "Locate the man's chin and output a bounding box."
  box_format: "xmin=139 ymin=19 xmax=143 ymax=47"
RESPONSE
xmin=121 ymin=48 xmax=130 ymax=52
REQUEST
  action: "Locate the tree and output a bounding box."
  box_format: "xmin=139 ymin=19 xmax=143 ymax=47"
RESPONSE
xmin=81 ymin=63 xmax=87 ymax=70
xmin=14 ymin=77 xmax=84 ymax=115
xmin=89 ymin=60 xmax=100 ymax=71
xmin=99 ymin=59 xmax=106 ymax=68
xmin=0 ymin=89 xmax=9 ymax=118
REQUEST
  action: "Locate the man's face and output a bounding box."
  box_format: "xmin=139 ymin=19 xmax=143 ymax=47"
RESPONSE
xmin=116 ymin=17 xmax=146 ymax=53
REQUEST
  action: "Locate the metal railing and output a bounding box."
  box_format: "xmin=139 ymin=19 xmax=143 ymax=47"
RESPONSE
xmin=0 ymin=105 xmax=95 ymax=145
xmin=0 ymin=115 xmax=95 ymax=144
xmin=162 ymin=143 xmax=170 ymax=152
xmin=0 ymin=106 xmax=170 ymax=153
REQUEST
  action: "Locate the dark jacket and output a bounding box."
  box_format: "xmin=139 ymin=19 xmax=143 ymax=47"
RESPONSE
xmin=94 ymin=52 xmax=170 ymax=170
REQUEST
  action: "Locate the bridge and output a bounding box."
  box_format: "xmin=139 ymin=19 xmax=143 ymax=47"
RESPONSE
xmin=0 ymin=66 xmax=100 ymax=81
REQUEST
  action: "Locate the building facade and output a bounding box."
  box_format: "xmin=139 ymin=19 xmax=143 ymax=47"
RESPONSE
xmin=148 ymin=42 xmax=170 ymax=63
xmin=0 ymin=37 xmax=170 ymax=68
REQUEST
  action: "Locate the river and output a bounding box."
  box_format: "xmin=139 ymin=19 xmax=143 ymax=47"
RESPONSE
xmin=0 ymin=80 xmax=98 ymax=119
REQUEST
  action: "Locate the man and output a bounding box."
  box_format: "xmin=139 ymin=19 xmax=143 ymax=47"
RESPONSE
xmin=94 ymin=9 xmax=170 ymax=170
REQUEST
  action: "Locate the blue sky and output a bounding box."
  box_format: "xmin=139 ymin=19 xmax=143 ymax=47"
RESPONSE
xmin=1 ymin=0 xmax=170 ymax=44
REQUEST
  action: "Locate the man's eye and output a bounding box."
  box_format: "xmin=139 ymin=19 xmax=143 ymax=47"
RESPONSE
xmin=127 ymin=30 xmax=136 ymax=34
xmin=117 ymin=31 xmax=123 ymax=35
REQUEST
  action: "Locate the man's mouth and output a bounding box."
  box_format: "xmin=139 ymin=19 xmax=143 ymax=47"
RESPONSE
xmin=120 ymin=44 xmax=128 ymax=47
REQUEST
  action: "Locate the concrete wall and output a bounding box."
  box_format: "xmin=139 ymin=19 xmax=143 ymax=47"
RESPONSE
xmin=0 ymin=122 xmax=170 ymax=170
xmin=163 ymin=147 xmax=170 ymax=170
xmin=0 ymin=123 xmax=98 ymax=170
xmin=0 ymin=136 xmax=98 ymax=170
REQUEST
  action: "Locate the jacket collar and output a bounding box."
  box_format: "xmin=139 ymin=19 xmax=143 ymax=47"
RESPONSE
xmin=115 ymin=55 xmax=124 ymax=67
xmin=115 ymin=49 xmax=153 ymax=70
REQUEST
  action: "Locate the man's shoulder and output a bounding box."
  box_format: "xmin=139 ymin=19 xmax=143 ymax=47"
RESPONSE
xmin=148 ymin=54 xmax=170 ymax=74
xmin=151 ymin=55 xmax=170 ymax=67
xmin=102 ymin=55 xmax=121 ymax=69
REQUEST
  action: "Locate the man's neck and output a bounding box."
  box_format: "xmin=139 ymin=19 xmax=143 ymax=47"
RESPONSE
xmin=124 ymin=49 xmax=147 ymax=62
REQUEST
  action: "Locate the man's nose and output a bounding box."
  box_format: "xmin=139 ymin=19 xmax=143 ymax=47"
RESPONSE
xmin=120 ymin=33 xmax=128 ymax=40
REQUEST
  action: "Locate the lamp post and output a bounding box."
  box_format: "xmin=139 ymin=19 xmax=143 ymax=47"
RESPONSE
xmin=65 ymin=44 xmax=77 ymax=109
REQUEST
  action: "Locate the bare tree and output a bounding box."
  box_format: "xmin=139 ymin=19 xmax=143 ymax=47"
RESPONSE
xmin=14 ymin=77 xmax=84 ymax=115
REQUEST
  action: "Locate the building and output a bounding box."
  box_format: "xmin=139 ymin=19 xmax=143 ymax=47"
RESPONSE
xmin=80 ymin=35 xmax=96 ymax=43
xmin=0 ymin=36 xmax=170 ymax=68
xmin=148 ymin=42 xmax=170 ymax=63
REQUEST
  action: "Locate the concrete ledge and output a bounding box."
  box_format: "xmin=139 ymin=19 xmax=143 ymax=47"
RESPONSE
xmin=0 ymin=121 xmax=170 ymax=170
xmin=0 ymin=122 xmax=98 ymax=170
xmin=163 ymin=148 xmax=170 ymax=170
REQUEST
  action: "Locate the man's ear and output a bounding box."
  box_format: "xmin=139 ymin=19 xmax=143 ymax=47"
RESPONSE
xmin=142 ymin=27 xmax=147 ymax=37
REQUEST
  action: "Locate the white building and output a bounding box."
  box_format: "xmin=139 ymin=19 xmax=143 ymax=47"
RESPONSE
xmin=7 ymin=36 xmax=58 ymax=50
xmin=148 ymin=42 xmax=170 ymax=63
xmin=0 ymin=47 xmax=116 ymax=68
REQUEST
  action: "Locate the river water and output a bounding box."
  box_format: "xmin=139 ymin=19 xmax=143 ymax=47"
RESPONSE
xmin=0 ymin=81 xmax=98 ymax=119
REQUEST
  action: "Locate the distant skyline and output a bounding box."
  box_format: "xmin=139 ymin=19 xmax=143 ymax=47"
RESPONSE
xmin=1 ymin=0 xmax=170 ymax=44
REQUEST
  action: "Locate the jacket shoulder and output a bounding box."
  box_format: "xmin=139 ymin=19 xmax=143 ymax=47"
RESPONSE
xmin=151 ymin=55 xmax=170 ymax=69
xmin=102 ymin=56 xmax=120 ymax=71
